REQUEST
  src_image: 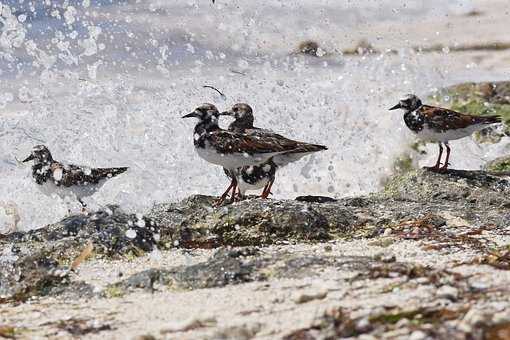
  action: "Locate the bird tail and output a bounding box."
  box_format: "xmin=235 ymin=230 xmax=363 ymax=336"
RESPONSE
xmin=109 ymin=167 xmax=129 ymax=176
xmin=96 ymin=167 xmax=128 ymax=178
xmin=479 ymin=115 xmax=502 ymax=124
xmin=291 ymin=143 xmax=328 ymax=154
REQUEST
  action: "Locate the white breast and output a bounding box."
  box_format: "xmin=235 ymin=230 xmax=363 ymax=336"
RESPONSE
xmin=196 ymin=142 xmax=283 ymax=170
xmin=417 ymin=123 xmax=488 ymax=142
xmin=39 ymin=180 xmax=104 ymax=200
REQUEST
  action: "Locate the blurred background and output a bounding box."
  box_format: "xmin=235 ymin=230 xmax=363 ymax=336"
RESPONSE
xmin=0 ymin=0 xmax=509 ymax=231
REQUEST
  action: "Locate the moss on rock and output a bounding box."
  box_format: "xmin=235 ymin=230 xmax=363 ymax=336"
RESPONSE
xmin=485 ymin=156 xmax=510 ymax=174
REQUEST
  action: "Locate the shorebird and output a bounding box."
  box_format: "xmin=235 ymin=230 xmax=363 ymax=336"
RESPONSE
xmin=220 ymin=103 xmax=327 ymax=199
xmin=23 ymin=145 xmax=128 ymax=208
xmin=390 ymin=94 xmax=502 ymax=172
xmin=182 ymin=103 xmax=325 ymax=204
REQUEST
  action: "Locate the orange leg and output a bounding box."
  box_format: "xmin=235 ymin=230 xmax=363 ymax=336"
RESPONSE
xmin=215 ymin=178 xmax=237 ymax=206
xmin=261 ymin=179 xmax=274 ymax=199
xmin=424 ymin=143 xmax=443 ymax=172
xmin=439 ymin=143 xmax=451 ymax=172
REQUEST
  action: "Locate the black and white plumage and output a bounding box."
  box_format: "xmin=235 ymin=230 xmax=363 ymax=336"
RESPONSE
xmin=390 ymin=94 xmax=502 ymax=172
xmin=220 ymin=103 xmax=327 ymax=198
xmin=182 ymin=103 xmax=326 ymax=204
xmin=22 ymin=145 xmax=128 ymax=207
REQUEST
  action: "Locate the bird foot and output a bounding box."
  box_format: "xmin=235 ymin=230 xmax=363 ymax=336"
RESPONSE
xmin=423 ymin=165 xmax=442 ymax=173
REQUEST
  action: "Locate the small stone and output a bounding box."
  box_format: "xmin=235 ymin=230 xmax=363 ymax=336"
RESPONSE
xmin=355 ymin=317 xmax=371 ymax=332
xmin=160 ymin=316 xmax=217 ymax=333
xmin=293 ymin=290 xmax=328 ymax=304
xmin=368 ymin=237 xmax=394 ymax=247
xmin=436 ymin=285 xmax=459 ymax=301
xmin=409 ymin=330 xmax=428 ymax=340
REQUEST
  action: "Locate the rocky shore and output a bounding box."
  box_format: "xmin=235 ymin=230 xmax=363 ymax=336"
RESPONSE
xmin=2 ymin=166 xmax=510 ymax=339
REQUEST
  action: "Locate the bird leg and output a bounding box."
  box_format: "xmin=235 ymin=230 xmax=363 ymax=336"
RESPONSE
xmin=439 ymin=143 xmax=451 ymax=172
xmin=230 ymin=179 xmax=239 ymax=202
xmin=215 ymin=178 xmax=237 ymax=206
xmin=234 ymin=187 xmax=245 ymax=202
xmin=424 ymin=143 xmax=443 ymax=172
xmin=261 ymin=179 xmax=275 ymax=199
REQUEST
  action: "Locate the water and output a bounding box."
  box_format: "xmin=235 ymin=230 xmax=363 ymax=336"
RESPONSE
xmin=0 ymin=0 xmax=506 ymax=232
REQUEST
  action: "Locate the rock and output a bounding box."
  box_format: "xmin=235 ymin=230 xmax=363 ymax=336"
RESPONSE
xmin=0 ymin=252 xmax=68 ymax=303
xmin=171 ymin=247 xmax=264 ymax=289
xmin=409 ymin=330 xmax=428 ymax=340
xmin=109 ymin=249 xmax=378 ymax=295
xmin=436 ymin=285 xmax=459 ymax=301
xmin=297 ymin=40 xmax=322 ymax=57
xmin=382 ymin=169 xmax=510 ymax=211
xmin=293 ymin=289 xmax=328 ymax=304
xmin=209 ymin=323 xmax=262 ymax=340
xmin=109 ymin=248 xmax=264 ymax=293
xmin=160 ymin=316 xmax=217 ymax=334
xmin=0 ymin=205 xmax=160 ymax=264
xmin=485 ymin=155 xmax=510 ymax=174
xmin=3 ymin=166 xmax=510 ymax=303
xmin=148 ymin=195 xmax=355 ymax=248
xmin=295 ymin=195 xmax=337 ymax=203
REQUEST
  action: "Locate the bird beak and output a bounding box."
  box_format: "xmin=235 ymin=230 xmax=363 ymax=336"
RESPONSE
xmin=219 ymin=110 xmax=233 ymax=116
xmin=182 ymin=111 xmax=199 ymax=119
xmin=22 ymin=154 xmax=35 ymax=162
xmin=389 ymin=103 xmax=402 ymax=111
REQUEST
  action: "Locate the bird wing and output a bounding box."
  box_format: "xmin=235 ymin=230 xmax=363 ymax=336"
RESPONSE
xmin=51 ymin=162 xmax=127 ymax=187
xmin=208 ymin=130 xmax=302 ymax=155
xmin=420 ymin=105 xmax=501 ymax=131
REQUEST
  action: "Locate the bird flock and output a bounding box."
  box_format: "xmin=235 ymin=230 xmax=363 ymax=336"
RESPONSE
xmin=22 ymin=94 xmax=502 ymax=209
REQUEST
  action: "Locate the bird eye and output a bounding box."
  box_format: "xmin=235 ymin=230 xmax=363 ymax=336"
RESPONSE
xmin=233 ymin=107 xmax=238 ymax=112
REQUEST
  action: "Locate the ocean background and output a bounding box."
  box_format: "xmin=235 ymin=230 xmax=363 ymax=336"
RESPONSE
xmin=0 ymin=0 xmax=508 ymax=231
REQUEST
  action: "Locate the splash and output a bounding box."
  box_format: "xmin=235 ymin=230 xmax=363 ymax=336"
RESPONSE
xmin=0 ymin=0 xmax=502 ymax=232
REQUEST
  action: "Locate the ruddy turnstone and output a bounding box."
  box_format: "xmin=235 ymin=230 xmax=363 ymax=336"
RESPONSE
xmin=22 ymin=145 xmax=128 ymax=208
xmin=182 ymin=103 xmax=325 ymax=204
xmin=220 ymin=103 xmax=327 ymax=199
xmin=390 ymin=94 xmax=502 ymax=172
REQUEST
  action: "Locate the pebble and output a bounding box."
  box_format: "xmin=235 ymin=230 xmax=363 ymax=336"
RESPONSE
xmin=293 ymin=289 xmax=328 ymax=304
xmin=436 ymin=285 xmax=459 ymax=301
xmin=409 ymin=330 xmax=428 ymax=340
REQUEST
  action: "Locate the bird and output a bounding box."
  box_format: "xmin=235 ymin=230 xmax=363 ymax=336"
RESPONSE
xmin=220 ymin=103 xmax=328 ymax=199
xmin=22 ymin=145 xmax=128 ymax=209
xmin=389 ymin=94 xmax=502 ymax=172
xmin=182 ymin=103 xmax=324 ymax=205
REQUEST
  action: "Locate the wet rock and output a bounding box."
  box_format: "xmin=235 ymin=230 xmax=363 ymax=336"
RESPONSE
xmin=149 ymin=195 xmax=355 ymax=248
xmin=1 ymin=205 xmax=160 ymax=263
xmin=297 ymin=40 xmax=324 ymax=57
xmin=295 ymin=195 xmax=337 ymax=203
xmin=3 ymin=165 xmax=510 ymax=304
xmin=0 ymin=252 xmax=68 ymax=303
